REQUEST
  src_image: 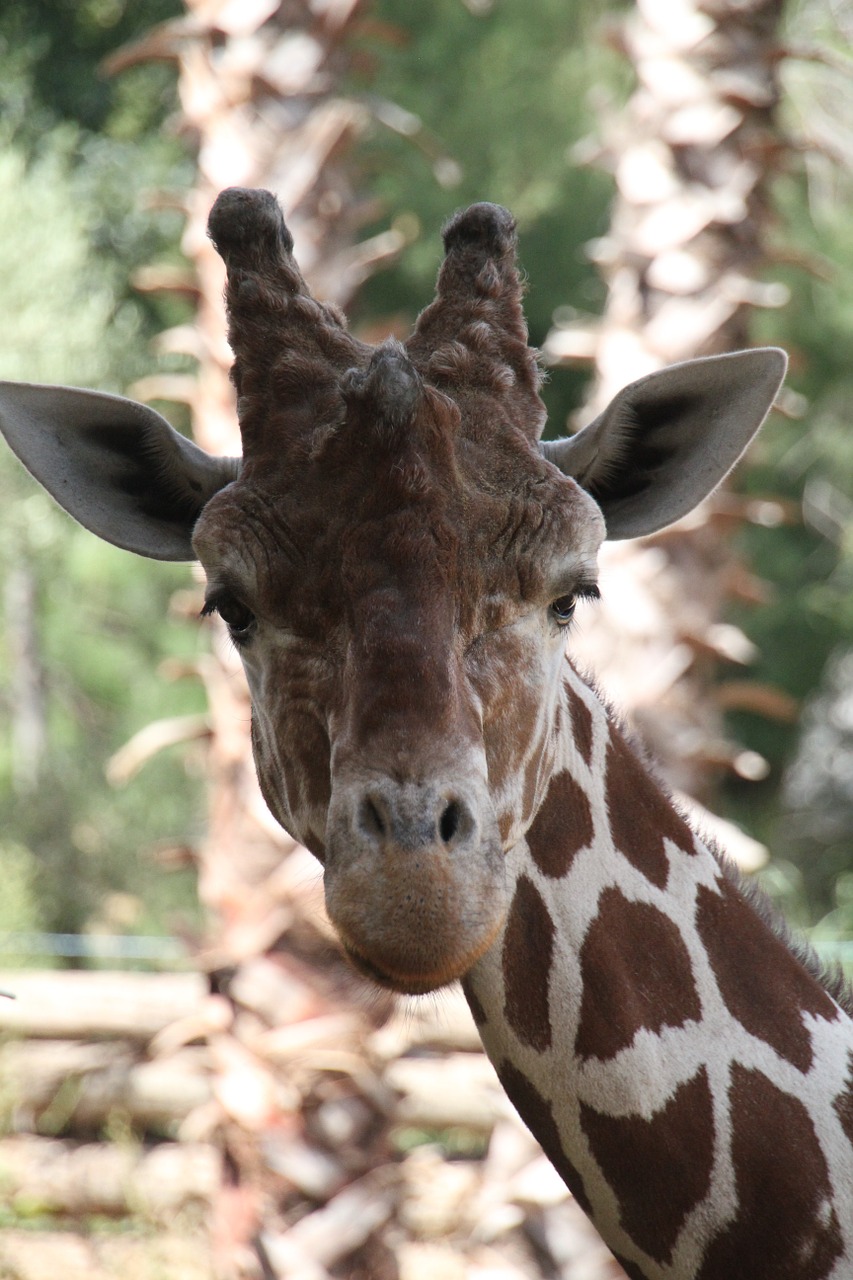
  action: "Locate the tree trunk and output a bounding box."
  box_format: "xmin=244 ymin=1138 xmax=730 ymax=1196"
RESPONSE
xmin=546 ymin=0 xmax=788 ymax=864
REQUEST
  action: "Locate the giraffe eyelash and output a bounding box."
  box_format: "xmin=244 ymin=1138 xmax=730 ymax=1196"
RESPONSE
xmin=201 ymin=589 xmax=257 ymax=644
xmin=549 ymin=582 xmax=600 ymax=628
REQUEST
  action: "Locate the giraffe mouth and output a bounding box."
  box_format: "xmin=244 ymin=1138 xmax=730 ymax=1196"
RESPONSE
xmin=340 ymin=914 xmax=505 ymax=997
xmin=324 ymin=767 xmax=507 ymax=996
xmin=342 ymin=940 xmax=461 ymax=995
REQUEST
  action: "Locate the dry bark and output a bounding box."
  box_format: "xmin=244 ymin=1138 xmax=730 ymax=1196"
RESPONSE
xmin=547 ymin=0 xmax=789 ymax=842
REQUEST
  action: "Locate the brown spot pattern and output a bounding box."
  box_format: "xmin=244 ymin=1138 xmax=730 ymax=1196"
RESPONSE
xmin=612 ymin=1258 xmax=649 ymax=1280
xmin=833 ymin=1052 xmax=853 ymax=1148
xmin=606 ymin=728 xmax=695 ymax=890
xmin=564 ymin=677 xmax=594 ymax=768
xmin=498 ymin=1059 xmax=592 ymax=1215
xmin=581 ymin=1067 xmax=714 ymax=1265
xmin=502 ymin=874 xmax=554 ymax=1052
xmin=461 ymin=976 xmax=487 ymax=1028
xmin=526 ymin=769 xmax=594 ymax=879
xmin=697 ymin=1066 xmax=843 ymax=1280
xmin=695 ymin=876 xmax=839 ymax=1074
xmin=575 ymin=887 xmax=702 ymax=1062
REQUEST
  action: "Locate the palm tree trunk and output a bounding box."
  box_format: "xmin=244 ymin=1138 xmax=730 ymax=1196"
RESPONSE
xmin=546 ymin=0 xmax=787 ymax=864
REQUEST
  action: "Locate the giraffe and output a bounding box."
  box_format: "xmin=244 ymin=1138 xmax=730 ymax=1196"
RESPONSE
xmin=1 ymin=187 xmax=852 ymax=1279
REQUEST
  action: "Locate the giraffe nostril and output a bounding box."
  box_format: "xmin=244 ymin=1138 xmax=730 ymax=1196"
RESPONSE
xmin=353 ymin=785 xmax=477 ymax=852
xmin=359 ymin=795 xmax=387 ymax=840
xmin=439 ymin=800 xmax=461 ymax=845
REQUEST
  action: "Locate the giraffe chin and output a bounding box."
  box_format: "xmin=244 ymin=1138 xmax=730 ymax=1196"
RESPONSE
xmin=339 ymin=920 xmax=504 ymax=996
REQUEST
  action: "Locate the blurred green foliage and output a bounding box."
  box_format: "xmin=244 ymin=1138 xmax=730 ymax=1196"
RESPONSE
xmin=0 ymin=0 xmax=202 ymax=949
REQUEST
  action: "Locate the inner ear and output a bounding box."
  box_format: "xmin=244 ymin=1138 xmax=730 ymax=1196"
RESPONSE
xmin=0 ymin=381 xmax=241 ymax=561
xmin=589 ymin=390 xmax=702 ymax=505
xmin=542 ymin=349 xmax=787 ymax=540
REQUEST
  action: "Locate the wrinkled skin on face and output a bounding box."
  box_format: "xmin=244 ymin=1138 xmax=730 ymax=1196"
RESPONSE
xmin=193 ymin=336 xmax=604 ymax=994
xmin=187 ymin=190 xmax=607 ymax=993
xmin=187 ymin=190 xmax=786 ymax=995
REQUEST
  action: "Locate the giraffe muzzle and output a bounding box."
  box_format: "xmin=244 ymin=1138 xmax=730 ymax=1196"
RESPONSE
xmin=323 ymin=772 xmax=507 ymax=994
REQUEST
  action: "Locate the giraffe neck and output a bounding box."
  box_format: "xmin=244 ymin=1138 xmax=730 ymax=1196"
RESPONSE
xmin=465 ymin=662 xmax=853 ymax=1280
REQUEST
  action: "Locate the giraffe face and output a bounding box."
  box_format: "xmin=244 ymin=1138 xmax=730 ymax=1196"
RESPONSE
xmin=192 ymin=346 xmax=605 ymax=995
xmin=188 ymin=191 xmax=783 ymax=995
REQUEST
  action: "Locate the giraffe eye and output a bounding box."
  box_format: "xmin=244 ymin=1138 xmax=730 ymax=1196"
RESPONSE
xmin=202 ymin=591 xmax=256 ymax=644
xmin=550 ymin=595 xmax=576 ymax=626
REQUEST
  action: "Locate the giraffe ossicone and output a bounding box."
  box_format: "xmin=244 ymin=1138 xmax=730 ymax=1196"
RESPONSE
xmin=2 ymin=188 xmax=852 ymax=1278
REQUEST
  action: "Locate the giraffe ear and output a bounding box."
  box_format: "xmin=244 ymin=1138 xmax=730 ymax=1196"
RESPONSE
xmin=541 ymin=348 xmax=787 ymax=540
xmin=0 ymin=382 xmax=241 ymax=561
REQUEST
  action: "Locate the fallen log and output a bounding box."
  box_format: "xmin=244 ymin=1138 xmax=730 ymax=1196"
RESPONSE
xmin=0 ymin=1134 xmax=220 ymax=1219
xmin=0 ymin=1040 xmax=212 ymax=1134
xmin=386 ymin=1053 xmax=508 ymax=1132
xmin=0 ymin=971 xmax=206 ymax=1041
xmin=261 ymin=1167 xmax=397 ymax=1277
xmin=0 ymin=1227 xmax=213 ymax=1280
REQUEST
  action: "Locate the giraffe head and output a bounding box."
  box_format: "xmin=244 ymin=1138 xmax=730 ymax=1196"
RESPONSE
xmin=0 ymin=188 xmax=785 ymax=994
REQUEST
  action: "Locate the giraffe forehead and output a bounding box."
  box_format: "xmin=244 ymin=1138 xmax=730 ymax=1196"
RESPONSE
xmin=197 ymin=426 xmax=601 ymax=631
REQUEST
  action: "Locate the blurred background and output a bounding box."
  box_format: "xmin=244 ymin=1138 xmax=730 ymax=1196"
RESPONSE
xmin=0 ymin=1 xmax=852 ymax=1277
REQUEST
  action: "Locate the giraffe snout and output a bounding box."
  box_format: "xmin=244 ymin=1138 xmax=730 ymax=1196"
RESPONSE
xmin=323 ymin=771 xmax=507 ymax=994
